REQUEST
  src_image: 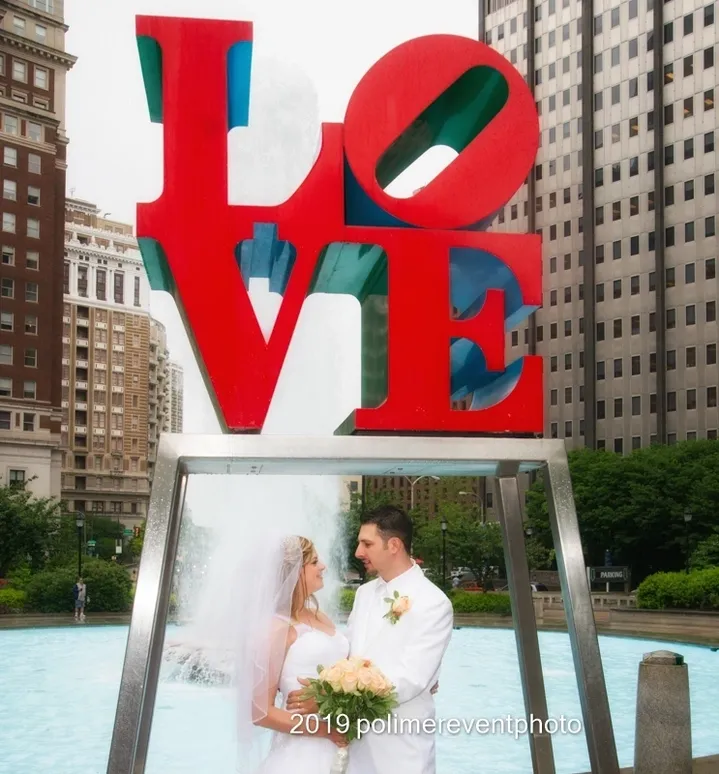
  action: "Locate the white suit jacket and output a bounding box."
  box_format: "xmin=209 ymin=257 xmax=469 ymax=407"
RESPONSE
xmin=346 ymin=562 xmax=454 ymax=774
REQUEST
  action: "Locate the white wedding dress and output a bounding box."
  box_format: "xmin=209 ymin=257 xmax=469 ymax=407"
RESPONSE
xmin=256 ymin=622 xmax=350 ymax=772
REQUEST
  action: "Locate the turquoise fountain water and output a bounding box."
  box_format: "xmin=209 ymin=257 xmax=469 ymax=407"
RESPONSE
xmin=0 ymin=624 xmax=716 ymax=774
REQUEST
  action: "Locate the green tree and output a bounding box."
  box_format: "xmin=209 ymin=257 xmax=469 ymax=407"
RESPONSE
xmin=690 ymin=533 xmax=719 ymax=570
xmin=526 ymin=441 xmax=719 ymax=584
xmin=0 ymin=482 xmax=64 ymax=577
xmin=412 ymin=502 xmax=505 ymax=589
xmin=128 ymin=520 xmax=145 ymax=563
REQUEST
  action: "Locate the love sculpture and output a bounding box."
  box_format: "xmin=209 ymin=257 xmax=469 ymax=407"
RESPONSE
xmin=105 ymin=16 xmax=620 ymax=774
xmin=135 ymin=15 xmax=542 ymax=435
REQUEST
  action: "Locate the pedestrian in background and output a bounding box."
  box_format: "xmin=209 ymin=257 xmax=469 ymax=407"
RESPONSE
xmin=73 ymin=577 xmax=87 ymax=622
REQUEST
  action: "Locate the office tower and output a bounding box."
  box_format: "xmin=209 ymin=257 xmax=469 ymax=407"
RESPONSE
xmin=483 ymin=0 xmax=718 ymax=451
xmin=62 ymin=198 xmax=174 ymax=526
xmin=0 ymin=0 xmax=76 ymax=495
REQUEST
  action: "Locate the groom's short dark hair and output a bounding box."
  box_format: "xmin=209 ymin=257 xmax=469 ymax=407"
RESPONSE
xmin=361 ymin=505 xmax=412 ymax=554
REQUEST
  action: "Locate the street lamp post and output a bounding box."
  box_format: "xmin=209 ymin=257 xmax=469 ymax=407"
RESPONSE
xmin=441 ymin=517 xmax=448 ymax=590
xmin=683 ymin=510 xmax=692 ymax=573
xmin=458 ymin=489 xmax=485 ymax=523
xmin=405 ymin=475 xmax=440 ymax=510
xmin=76 ymin=512 xmax=85 ymax=578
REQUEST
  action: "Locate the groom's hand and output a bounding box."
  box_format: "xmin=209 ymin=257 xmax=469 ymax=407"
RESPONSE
xmin=286 ymin=678 xmax=318 ymax=715
xmin=430 ymin=681 xmax=439 ymax=695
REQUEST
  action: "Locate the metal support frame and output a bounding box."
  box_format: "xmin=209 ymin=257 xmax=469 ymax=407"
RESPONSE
xmin=494 ymin=462 xmax=555 ymax=774
xmin=106 ymin=434 xmax=619 ymax=774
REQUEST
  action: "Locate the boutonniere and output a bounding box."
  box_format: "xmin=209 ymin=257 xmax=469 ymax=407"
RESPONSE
xmin=383 ymin=590 xmax=412 ymax=624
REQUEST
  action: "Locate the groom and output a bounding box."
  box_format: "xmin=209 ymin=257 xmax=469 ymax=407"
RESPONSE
xmin=288 ymin=504 xmax=454 ymax=773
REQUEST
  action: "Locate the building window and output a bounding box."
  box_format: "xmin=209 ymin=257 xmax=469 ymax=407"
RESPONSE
xmin=77 ymin=265 xmax=88 ymax=297
xmin=3 ymin=179 xmax=16 ymax=200
xmin=114 ymin=272 xmax=124 ymax=303
xmin=25 ymin=282 xmax=38 ymax=302
xmin=9 ymin=469 xmax=25 ymax=488
xmin=22 ymin=412 xmax=35 ymax=431
xmin=96 ymin=268 xmax=106 ymax=300
xmin=3 ymin=115 xmax=18 ymax=135
xmin=27 ymin=218 xmax=39 ymax=238
xmin=0 ymin=311 xmax=12 ymax=331
xmin=26 ymin=251 xmax=39 ymax=271
xmin=12 ymin=60 xmax=27 ymax=82
xmin=3 ymin=148 xmax=17 ymax=168
xmin=33 ymin=67 xmax=48 ymax=90
xmin=0 ymin=377 xmax=10 ymax=396
xmin=1 ymin=277 xmax=14 ymax=298
xmin=27 ymin=186 xmax=40 ymax=206
xmin=708 ymin=387 xmax=717 ymax=408
xmin=28 ymin=154 xmax=41 ymax=174
xmin=24 ymin=348 xmax=37 ymax=367
xmin=0 ymin=345 xmax=12 ymax=366
xmin=23 ymin=380 xmax=36 ymax=399
xmin=134 ymin=276 xmax=140 ymax=306
xmin=24 ymin=315 xmax=37 ymax=335
xmin=3 ymin=213 xmax=16 ymax=233
xmin=687 ymin=389 xmax=697 ymax=410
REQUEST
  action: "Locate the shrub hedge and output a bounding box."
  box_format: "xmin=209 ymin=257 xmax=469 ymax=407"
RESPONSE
xmin=636 ymin=568 xmax=719 ymax=611
xmin=25 ymin=559 xmax=133 ymax=613
xmin=0 ymin=588 xmax=27 ymax=613
xmin=449 ymin=590 xmax=512 ymax=615
xmin=338 ymin=587 xmax=512 ymax=616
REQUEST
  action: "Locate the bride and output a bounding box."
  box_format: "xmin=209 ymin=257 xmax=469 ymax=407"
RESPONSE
xmin=237 ymin=534 xmax=351 ymax=771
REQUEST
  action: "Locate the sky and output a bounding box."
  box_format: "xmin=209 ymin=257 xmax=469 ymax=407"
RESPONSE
xmin=61 ymin=0 xmax=480 ymax=525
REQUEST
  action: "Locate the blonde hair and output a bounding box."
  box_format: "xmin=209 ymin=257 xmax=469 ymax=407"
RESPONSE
xmin=288 ymin=536 xmax=320 ymax=621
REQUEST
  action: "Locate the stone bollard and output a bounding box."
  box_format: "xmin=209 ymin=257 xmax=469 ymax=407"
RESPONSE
xmin=533 ymin=596 xmax=544 ymax=622
xmin=634 ymin=650 xmax=692 ymax=774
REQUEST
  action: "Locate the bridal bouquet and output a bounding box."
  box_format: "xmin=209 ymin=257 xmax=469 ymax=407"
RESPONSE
xmin=300 ymin=656 xmax=398 ymax=773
